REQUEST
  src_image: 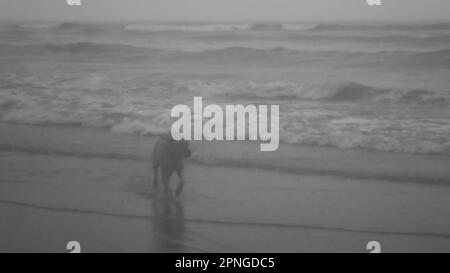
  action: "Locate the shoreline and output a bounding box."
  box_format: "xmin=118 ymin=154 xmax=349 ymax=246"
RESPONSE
xmin=1 ymin=122 xmax=449 ymax=185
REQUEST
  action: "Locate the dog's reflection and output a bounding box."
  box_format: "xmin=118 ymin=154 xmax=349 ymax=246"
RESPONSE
xmin=150 ymin=196 xmax=186 ymax=252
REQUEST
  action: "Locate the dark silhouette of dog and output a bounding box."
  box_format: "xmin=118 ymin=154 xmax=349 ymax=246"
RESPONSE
xmin=152 ymin=134 xmax=191 ymax=196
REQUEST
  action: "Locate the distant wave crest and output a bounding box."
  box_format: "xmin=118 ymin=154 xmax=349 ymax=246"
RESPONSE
xmin=184 ymin=80 xmax=450 ymax=105
xmin=122 ymin=22 xmax=450 ymax=33
xmin=42 ymin=42 xmax=149 ymax=54
xmin=124 ymin=23 xmax=252 ymax=32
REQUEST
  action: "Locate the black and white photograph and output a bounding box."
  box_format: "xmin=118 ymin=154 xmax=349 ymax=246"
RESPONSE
xmin=0 ymin=0 xmax=449 ymax=253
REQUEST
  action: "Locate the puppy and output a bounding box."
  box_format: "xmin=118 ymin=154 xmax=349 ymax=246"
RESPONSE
xmin=152 ymin=133 xmax=191 ymax=196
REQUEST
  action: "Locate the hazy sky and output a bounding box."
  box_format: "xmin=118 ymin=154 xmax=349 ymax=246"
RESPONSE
xmin=0 ymin=0 xmax=449 ymax=22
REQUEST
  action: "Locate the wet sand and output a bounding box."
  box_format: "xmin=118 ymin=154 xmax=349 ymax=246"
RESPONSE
xmin=0 ymin=123 xmax=450 ymax=252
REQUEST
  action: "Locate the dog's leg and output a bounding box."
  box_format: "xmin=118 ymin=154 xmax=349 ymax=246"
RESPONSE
xmin=175 ymin=169 xmax=185 ymax=196
xmin=152 ymin=163 xmax=159 ymax=188
xmin=161 ymin=168 xmax=172 ymax=195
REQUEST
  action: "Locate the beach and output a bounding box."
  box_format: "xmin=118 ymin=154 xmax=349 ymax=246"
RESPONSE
xmin=1 ymin=21 xmax=450 ymax=252
xmin=1 ymin=123 xmax=449 ymax=252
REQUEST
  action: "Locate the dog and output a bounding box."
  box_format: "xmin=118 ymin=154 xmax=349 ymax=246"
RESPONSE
xmin=152 ymin=133 xmax=191 ymax=196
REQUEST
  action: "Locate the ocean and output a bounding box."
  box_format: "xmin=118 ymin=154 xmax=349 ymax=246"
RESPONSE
xmin=1 ymin=21 xmax=449 ymax=155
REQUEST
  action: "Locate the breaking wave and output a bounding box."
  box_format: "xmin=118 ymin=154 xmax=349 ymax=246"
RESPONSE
xmin=1 ymin=74 xmax=449 ymax=155
xmin=183 ymin=80 xmax=450 ymax=105
xmin=170 ymin=47 xmax=450 ymax=67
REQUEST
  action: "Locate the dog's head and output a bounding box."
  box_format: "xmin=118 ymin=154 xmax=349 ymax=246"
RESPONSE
xmin=162 ymin=133 xmax=192 ymax=158
xmin=175 ymin=139 xmax=191 ymax=158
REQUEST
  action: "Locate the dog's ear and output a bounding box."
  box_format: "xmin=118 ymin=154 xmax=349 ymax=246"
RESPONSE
xmin=160 ymin=132 xmax=175 ymax=143
xmin=166 ymin=132 xmax=175 ymax=142
xmin=179 ymin=140 xmax=191 ymax=157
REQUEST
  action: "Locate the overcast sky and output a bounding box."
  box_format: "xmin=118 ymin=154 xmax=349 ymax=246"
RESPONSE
xmin=0 ymin=0 xmax=449 ymax=22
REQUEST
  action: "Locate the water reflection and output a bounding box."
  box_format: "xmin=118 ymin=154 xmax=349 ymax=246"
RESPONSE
xmin=150 ymin=196 xmax=186 ymax=252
